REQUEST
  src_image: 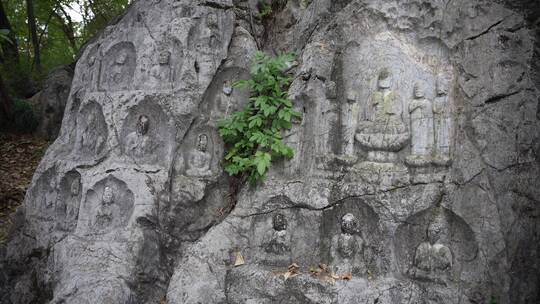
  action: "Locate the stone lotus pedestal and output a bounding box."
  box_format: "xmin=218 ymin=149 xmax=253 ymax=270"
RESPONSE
xmin=353 ymin=120 xmax=410 ymax=190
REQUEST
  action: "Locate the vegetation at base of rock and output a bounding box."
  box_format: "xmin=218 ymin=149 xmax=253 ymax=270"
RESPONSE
xmin=218 ymin=51 xmax=300 ymax=185
xmin=12 ymin=99 xmax=38 ymax=133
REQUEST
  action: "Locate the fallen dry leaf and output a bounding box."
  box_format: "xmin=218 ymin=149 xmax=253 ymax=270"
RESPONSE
xmin=283 ymin=263 xmax=300 ymax=281
xmin=234 ymin=251 xmax=245 ymax=266
xmin=341 ymin=272 xmax=353 ymax=281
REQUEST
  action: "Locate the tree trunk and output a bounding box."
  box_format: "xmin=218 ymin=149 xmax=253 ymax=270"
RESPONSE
xmin=53 ymin=6 xmax=78 ymax=54
xmin=26 ymin=0 xmax=41 ymax=73
xmin=0 ymin=0 xmax=19 ymax=64
xmin=0 ymin=72 xmax=12 ymax=123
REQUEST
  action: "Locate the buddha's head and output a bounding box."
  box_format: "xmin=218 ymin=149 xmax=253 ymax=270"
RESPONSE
xmin=378 ymin=69 xmax=392 ymax=89
xmin=136 ymin=115 xmax=150 ymax=136
xmin=272 ymin=213 xmax=287 ymax=231
xmin=197 ymin=134 xmax=208 ymax=152
xmin=427 ymin=213 xmax=448 ymax=244
xmin=102 ymin=186 xmax=114 ymax=204
xmin=413 ymin=82 xmax=425 ymax=99
xmin=341 ymin=213 xmax=358 ymax=235
xmin=436 ymin=74 xmax=450 ymax=96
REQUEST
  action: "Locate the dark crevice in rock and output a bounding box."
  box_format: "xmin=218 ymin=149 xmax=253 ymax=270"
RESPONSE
xmin=198 ymin=1 xmax=234 ymax=10
xmin=465 ymin=18 xmax=507 ymax=41
xmin=482 ymin=90 xmax=522 ymax=106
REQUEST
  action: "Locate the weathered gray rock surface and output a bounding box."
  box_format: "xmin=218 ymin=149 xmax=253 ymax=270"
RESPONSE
xmin=1 ymin=0 xmax=539 ymax=303
xmin=36 ymin=65 xmax=74 ymax=140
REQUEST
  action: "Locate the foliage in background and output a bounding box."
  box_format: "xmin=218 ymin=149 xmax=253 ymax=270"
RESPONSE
xmin=218 ymin=52 xmax=300 ymax=185
xmin=0 ymin=0 xmax=131 ymax=95
xmin=257 ymin=1 xmax=273 ymax=18
xmin=12 ymin=98 xmax=38 ymax=132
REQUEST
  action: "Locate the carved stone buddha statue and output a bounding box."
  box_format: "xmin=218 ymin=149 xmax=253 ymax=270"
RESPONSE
xmin=186 ymin=134 xmax=212 ymax=177
xmin=355 ymin=69 xmax=409 ymax=163
xmin=410 ymin=213 xmax=453 ymax=282
xmin=331 ymin=213 xmax=366 ymax=275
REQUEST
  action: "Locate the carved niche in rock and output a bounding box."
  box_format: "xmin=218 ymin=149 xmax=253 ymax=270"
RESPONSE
xmin=262 ymin=213 xmax=292 ymax=260
xmin=320 ymin=198 xmax=384 ymax=276
xmin=248 ymin=196 xmax=320 ymax=267
xmin=74 ymin=101 xmax=108 ymax=159
xmin=120 ymin=100 xmax=175 ymax=167
xmin=82 ymin=176 xmax=134 ymax=234
xmin=405 ymin=82 xmax=435 ymax=167
xmin=28 ymin=167 xmax=58 ymax=221
xmin=394 ymin=207 xmax=478 ymax=284
xmin=330 ymin=213 xmax=366 ymax=274
xmin=150 ymin=44 xmax=172 ymax=83
xmin=55 ymin=170 xmax=82 ymax=232
xmin=99 ymin=42 xmax=137 ymax=91
xmin=201 ymin=12 xmax=220 ymax=50
xmin=178 ymin=122 xmax=221 ymax=178
xmin=355 ymin=68 xmax=410 ymax=163
xmin=80 ymin=44 xmax=100 ymax=91
xmin=147 ymin=35 xmax=184 ymax=89
xmin=204 ymin=67 xmax=250 ymax=123
xmin=185 ymin=133 xmax=213 ymax=177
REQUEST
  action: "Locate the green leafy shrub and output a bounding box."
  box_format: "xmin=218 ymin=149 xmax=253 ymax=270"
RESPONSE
xmin=218 ymin=51 xmax=301 ymax=185
xmin=257 ymin=1 xmax=273 ymax=18
xmin=12 ymin=98 xmax=38 ymax=133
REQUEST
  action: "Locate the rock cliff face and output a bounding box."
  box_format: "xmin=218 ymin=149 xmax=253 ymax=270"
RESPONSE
xmin=1 ymin=0 xmax=539 ymax=303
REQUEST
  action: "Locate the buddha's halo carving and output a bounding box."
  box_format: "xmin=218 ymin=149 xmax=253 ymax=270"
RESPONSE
xmin=394 ymin=207 xmax=478 ymax=283
xmin=55 ymin=170 xmax=82 ymax=232
xmin=202 ymin=67 xmax=250 ymax=124
xmin=81 ymin=175 xmax=134 ymax=235
xmin=74 ymin=101 xmax=108 ymax=159
xmin=320 ymin=198 xmax=385 ymax=276
xmin=120 ymin=99 xmax=175 ymax=167
xmin=99 ymin=41 xmax=137 ymax=92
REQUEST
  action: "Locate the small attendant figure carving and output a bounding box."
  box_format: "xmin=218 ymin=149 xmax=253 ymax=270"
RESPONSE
xmin=406 ymin=82 xmax=434 ymax=166
xmin=44 ymin=178 xmax=57 ymax=211
xmin=186 ymin=134 xmax=212 ymax=177
xmin=264 ymin=213 xmax=291 ymax=255
xmin=66 ymin=178 xmax=80 ymax=221
xmin=83 ymin=51 xmax=98 ymax=86
xmin=410 ymin=214 xmax=453 ymax=282
xmin=341 ymin=89 xmax=358 ymax=157
xmin=125 ymin=115 xmax=156 ymax=162
xmin=94 ymin=186 xmax=116 ymax=230
xmin=331 ymin=213 xmax=366 ymax=275
xmin=150 ymin=46 xmax=172 ymax=82
xmin=432 ymin=75 xmax=452 ymax=166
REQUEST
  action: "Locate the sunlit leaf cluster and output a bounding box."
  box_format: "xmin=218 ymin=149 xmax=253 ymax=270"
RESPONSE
xmin=218 ymin=51 xmax=301 ymax=185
